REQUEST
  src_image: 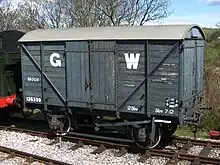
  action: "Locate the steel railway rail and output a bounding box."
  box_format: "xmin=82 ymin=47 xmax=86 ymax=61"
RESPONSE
xmin=0 ymin=125 xmax=220 ymax=164
xmin=173 ymin=135 xmax=220 ymax=148
xmin=0 ymin=145 xmax=72 ymax=165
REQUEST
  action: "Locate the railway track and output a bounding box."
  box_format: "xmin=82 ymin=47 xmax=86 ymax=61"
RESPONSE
xmin=173 ymin=136 xmax=220 ymax=148
xmin=0 ymin=145 xmax=72 ymax=165
xmin=0 ymin=125 xmax=220 ymax=164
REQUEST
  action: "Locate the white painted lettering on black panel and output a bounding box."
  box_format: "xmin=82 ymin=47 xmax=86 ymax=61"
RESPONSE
xmin=26 ymin=97 xmax=42 ymax=103
xmin=127 ymin=106 xmax=139 ymax=112
xmin=27 ymin=77 xmax=39 ymax=82
xmin=154 ymin=108 xmax=174 ymax=115
xmin=50 ymin=53 xmax=61 ymax=67
xmin=124 ymin=53 xmax=140 ymax=69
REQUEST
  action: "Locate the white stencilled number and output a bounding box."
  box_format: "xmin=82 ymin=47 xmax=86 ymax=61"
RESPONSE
xmin=27 ymin=77 xmax=39 ymax=82
xmin=164 ymin=109 xmax=174 ymax=115
xmin=164 ymin=109 xmax=169 ymax=114
xmin=169 ymin=109 xmax=174 ymax=114
xmin=124 ymin=53 xmax=140 ymax=69
xmin=26 ymin=97 xmax=42 ymax=103
xmin=155 ymin=108 xmax=174 ymax=115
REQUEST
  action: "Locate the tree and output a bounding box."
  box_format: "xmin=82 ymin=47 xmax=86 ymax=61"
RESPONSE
xmin=93 ymin=0 xmax=171 ymax=26
xmin=1 ymin=0 xmax=172 ymax=31
xmin=62 ymin=0 xmax=110 ymax=27
xmin=18 ymin=0 xmax=66 ymax=30
xmin=0 ymin=0 xmax=21 ymax=31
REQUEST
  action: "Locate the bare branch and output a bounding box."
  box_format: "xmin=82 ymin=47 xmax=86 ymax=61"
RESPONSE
xmin=0 ymin=0 xmax=172 ymax=31
xmin=93 ymin=0 xmax=171 ymax=26
xmin=0 ymin=0 xmax=21 ymax=31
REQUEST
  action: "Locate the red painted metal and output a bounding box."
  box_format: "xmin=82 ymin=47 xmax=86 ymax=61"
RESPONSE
xmin=0 ymin=94 xmax=16 ymax=109
xmin=209 ymin=130 xmax=220 ymax=138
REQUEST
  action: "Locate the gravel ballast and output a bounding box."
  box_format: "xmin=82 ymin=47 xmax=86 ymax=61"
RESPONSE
xmin=1 ymin=130 xmax=220 ymax=165
xmin=187 ymin=146 xmax=204 ymax=155
xmin=208 ymin=148 xmax=220 ymax=158
xmin=0 ymin=130 xmax=169 ymax=165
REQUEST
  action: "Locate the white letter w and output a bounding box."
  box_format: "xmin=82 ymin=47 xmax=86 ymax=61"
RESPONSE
xmin=124 ymin=53 xmax=140 ymax=69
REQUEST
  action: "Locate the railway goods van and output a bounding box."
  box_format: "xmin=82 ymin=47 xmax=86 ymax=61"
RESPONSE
xmin=18 ymin=25 xmax=206 ymax=149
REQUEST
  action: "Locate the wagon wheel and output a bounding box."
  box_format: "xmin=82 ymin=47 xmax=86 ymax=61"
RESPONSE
xmin=162 ymin=123 xmax=178 ymax=137
xmin=46 ymin=112 xmax=71 ymax=136
xmin=131 ymin=124 xmax=161 ymax=149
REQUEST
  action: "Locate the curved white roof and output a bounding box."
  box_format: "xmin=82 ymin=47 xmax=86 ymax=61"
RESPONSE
xmin=18 ymin=24 xmax=206 ymax=42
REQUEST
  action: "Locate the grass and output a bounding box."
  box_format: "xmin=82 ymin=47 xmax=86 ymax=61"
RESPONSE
xmin=174 ymin=125 xmax=210 ymax=140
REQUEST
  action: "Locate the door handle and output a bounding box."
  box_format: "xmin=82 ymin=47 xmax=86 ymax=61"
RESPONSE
xmin=86 ymin=80 xmax=92 ymax=90
xmin=85 ymin=78 xmax=92 ymax=90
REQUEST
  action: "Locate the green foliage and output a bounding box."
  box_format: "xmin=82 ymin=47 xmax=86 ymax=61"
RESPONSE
xmin=204 ymin=109 xmax=220 ymax=131
xmin=174 ymin=125 xmax=209 ymax=139
xmin=202 ymin=27 xmax=220 ymax=131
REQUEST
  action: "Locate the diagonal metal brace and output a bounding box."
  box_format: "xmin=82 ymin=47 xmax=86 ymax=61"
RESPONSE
xmin=20 ymin=44 xmax=66 ymax=105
